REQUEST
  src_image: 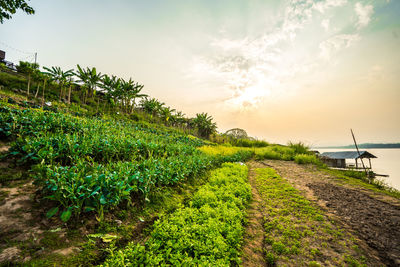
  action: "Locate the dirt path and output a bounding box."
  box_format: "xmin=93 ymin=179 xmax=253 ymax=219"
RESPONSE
xmin=263 ymin=160 xmax=400 ymax=266
xmin=242 ymin=162 xmax=267 ymax=267
xmin=0 ymin=181 xmax=42 ymax=262
xmin=0 ymin=145 xmax=77 ymax=264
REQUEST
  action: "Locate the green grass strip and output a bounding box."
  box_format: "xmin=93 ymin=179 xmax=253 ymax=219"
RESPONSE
xmin=254 ymin=168 xmax=367 ymax=266
xmin=101 ymin=162 xmax=251 ymax=266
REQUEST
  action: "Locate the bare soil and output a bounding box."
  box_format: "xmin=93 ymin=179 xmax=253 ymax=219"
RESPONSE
xmin=263 ymin=160 xmax=400 ymax=266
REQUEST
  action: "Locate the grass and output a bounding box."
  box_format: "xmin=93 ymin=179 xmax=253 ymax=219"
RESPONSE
xmin=253 ymin=167 xmax=367 ymax=266
xmin=294 ymin=154 xmax=324 ymax=167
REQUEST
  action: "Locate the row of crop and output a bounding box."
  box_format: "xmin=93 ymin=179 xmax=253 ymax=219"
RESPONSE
xmin=34 ymin=148 xmax=253 ymax=222
xmin=35 ymin=152 xmax=212 ymax=222
xmin=101 ymin=163 xmax=251 ymax=266
xmin=0 ymin=106 xmax=203 ymax=148
xmin=1 ymin=107 xmax=204 ymax=166
xmin=9 ymin=132 xmax=198 ymax=165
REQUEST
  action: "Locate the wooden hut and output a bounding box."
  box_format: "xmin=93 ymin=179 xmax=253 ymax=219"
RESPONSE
xmin=319 ymin=151 xmax=377 ymax=169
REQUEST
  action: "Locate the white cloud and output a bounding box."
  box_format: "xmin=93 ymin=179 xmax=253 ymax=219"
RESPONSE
xmin=355 ymin=2 xmax=374 ymax=29
xmin=321 ymin=19 xmax=330 ymax=31
xmin=313 ymin=0 xmax=347 ymax=13
xmin=319 ymin=34 xmax=360 ymax=59
xmin=186 ymin=0 xmax=360 ymax=110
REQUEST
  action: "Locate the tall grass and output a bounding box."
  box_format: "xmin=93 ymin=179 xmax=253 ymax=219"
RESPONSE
xmin=287 ymin=141 xmax=310 ymax=155
xmin=294 ymin=154 xmax=324 ymax=166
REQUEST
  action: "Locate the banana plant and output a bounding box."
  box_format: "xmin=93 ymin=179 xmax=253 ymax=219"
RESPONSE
xmin=43 ymin=66 xmax=75 ymax=102
xmin=193 ymin=113 xmax=217 ymax=138
xmin=75 ymin=65 xmax=104 ymax=104
xmin=161 ymin=106 xmax=176 ymax=125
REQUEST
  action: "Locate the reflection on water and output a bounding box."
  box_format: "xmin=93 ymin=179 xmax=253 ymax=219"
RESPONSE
xmin=316 ymin=148 xmax=400 ymax=191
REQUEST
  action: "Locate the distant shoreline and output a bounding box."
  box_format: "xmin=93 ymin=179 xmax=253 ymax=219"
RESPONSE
xmin=315 ymin=143 xmax=400 ymax=149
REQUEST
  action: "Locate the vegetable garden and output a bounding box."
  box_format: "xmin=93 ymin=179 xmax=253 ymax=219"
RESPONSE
xmin=0 ymin=106 xmax=253 ymax=222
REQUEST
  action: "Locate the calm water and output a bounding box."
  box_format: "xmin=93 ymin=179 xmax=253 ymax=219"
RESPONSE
xmin=316 ymin=148 xmax=400 ymax=191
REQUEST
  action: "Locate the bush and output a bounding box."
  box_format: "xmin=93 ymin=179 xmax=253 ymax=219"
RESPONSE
xmin=294 ymin=154 xmax=323 ymax=166
xmin=288 ymin=141 xmax=310 ymax=155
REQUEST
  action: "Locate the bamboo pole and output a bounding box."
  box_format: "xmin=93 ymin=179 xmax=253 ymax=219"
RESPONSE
xmin=351 ymin=129 xmax=369 ymax=178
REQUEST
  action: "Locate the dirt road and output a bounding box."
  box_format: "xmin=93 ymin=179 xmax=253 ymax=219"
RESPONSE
xmin=263 ymin=160 xmax=400 ymax=266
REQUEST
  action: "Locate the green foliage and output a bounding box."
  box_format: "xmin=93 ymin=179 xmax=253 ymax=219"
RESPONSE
xmin=254 ymin=145 xmax=296 ymax=160
xmin=231 ymin=138 xmax=269 ymax=148
xmin=0 ymin=0 xmax=35 ymax=23
xmin=0 ymin=71 xmax=26 ymax=91
xmin=102 ymin=163 xmax=251 ymax=266
xmin=192 ymin=112 xmax=217 ymax=138
xmin=294 ymin=154 xmax=324 ymax=166
xmin=288 ymin=141 xmax=310 ymax=155
xmin=0 ymin=106 xmax=253 ymax=222
xmin=16 ymin=61 xmax=39 ymax=75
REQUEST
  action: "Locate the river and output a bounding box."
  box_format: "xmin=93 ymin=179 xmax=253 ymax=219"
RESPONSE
xmin=315 ymin=148 xmax=400 ymax=191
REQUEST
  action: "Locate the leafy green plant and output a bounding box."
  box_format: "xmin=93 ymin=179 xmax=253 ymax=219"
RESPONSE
xmin=102 ymin=163 xmax=251 ymax=266
xmin=294 ymin=154 xmax=323 ymax=166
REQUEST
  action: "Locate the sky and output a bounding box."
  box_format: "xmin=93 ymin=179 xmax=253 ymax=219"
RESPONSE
xmin=1 ymin=0 xmax=399 ymax=146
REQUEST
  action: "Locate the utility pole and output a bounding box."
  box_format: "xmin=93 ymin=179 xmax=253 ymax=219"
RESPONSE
xmin=34 ymin=52 xmax=37 ymax=65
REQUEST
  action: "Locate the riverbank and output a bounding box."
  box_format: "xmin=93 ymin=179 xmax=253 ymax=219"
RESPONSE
xmin=255 ymin=160 xmax=400 ymax=266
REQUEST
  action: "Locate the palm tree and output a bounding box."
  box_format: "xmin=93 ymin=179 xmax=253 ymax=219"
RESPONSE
xmin=43 ymin=66 xmax=74 ymax=102
xmin=75 ymin=65 xmax=103 ymax=104
xmin=171 ymin=111 xmax=186 ymax=127
xmin=101 ymin=74 xmax=120 ymax=112
xmin=140 ymin=98 xmax=165 ymax=117
xmin=160 ymin=106 xmax=176 ymax=125
xmin=122 ymin=79 xmax=147 ymax=113
xmin=193 ymin=113 xmax=217 ymax=138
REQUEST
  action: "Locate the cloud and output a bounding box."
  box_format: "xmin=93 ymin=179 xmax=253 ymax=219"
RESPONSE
xmin=355 ymin=2 xmax=374 ymax=29
xmin=321 ymin=19 xmax=330 ymax=31
xmin=319 ymin=34 xmax=360 ymax=59
xmin=313 ymin=0 xmax=347 ymax=13
xmin=186 ymin=0 xmax=358 ymax=110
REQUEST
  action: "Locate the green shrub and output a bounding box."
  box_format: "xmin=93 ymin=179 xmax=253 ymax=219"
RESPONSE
xmin=102 ymin=163 xmax=251 ymax=266
xmin=288 ymin=141 xmax=310 ymax=155
xmin=294 ymin=154 xmax=322 ymax=166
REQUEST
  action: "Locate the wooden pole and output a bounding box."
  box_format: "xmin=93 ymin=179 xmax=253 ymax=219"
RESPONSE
xmin=42 ymin=78 xmax=47 ymax=107
xmin=351 ymin=129 xmax=369 ymax=177
xmin=68 ymin=84 xmax=72 ymax=104
xmin=27 ymin=74 xmax=31 ymax=98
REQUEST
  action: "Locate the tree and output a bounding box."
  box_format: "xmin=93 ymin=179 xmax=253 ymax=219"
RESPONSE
xmin=43 ymin=66 xmax=75 ymax=102
xmin=0 ymin=0 xmax=35 ymax=23
xmin=160 ymin=106 xmax=176 ymax=125
xmin=225 ymin=128 xmax=248 ymax=139
xmin=75 ymin=65 xmax=103 ymax=104
xmin=121 ymin=78 xmax=147 ymax=113
xmin=140 ymin=98 xmax=165 ymax=117
xmin=16 ymin=61 xmax=39 ymax=98
xmin=193 ymin=113 xmax=217 ymax=138
xmin=101 ymin=74 xmax=120 ymax=111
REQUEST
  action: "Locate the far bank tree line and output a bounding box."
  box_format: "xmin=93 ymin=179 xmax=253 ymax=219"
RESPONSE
xmin=0 ymin=61 xmax=218 ymax=138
